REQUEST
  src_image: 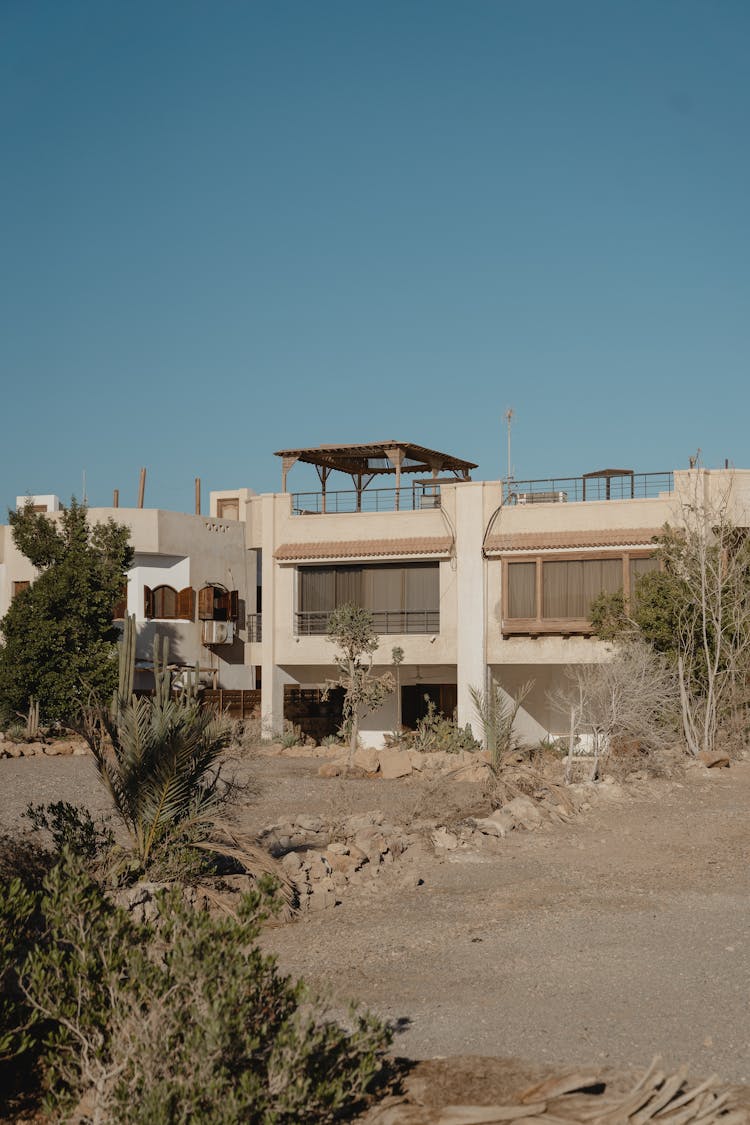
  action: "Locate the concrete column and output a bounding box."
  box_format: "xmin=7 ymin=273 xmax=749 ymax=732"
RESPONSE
xmin=260 ymin=494 xmax=284 ymax=736
xmin=455 ymin=483 xmax=487 ymax=733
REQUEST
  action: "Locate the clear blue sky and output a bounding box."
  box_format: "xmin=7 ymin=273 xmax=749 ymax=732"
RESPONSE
xmin=2 ymin=0 xmax=748 ymax=512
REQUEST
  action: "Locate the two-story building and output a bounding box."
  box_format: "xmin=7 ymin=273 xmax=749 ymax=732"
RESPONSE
xmin=3 ymin=441 xmax=749 ymax=745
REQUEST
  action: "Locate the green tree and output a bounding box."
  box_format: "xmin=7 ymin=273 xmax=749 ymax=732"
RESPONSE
xmin=0 ymin=499 xmax=133 ymax=724
xmin=324 ymin=604 xmax=393 ymax=765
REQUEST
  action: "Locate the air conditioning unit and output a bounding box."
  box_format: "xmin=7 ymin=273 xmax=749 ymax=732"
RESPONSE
xmin=201 ymin=620 xmax=234 ymax=645
xmin=516 ymin=491 xmax=568 ymax=505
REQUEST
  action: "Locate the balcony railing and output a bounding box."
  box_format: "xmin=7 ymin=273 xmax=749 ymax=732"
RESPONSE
xmin=246 ymin=613 xmax=262 ymax=642
xmin=291 ymin=483 xmax=442 ymax=515
xmin=505 ymin=471 xmax=673 ymax=505
xmin=295 ymin=610 xmax=440 ymax=636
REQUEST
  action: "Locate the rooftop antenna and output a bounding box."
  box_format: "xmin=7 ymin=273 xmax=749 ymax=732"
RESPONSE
xmin=689 ymin=448 xmax=702 ymax=469
xmin=504 ymin=408 xmax=514 ymax=498
xmin=82 ymin=469 xmax=87 ymax=504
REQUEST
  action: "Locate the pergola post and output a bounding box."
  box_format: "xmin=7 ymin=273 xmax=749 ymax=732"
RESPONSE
xmin=281 ymin=455 xmax=298 ymax=494
xmin=316 ymin=466 xmax=330 ymax=513
xmin=384 ymin=447 xmax=404 ymax=511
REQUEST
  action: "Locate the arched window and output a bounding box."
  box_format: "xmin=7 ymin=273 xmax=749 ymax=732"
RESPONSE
xmin=152 ymin=585 xmax=178 ymax=619
xmin=143 ymin=586 xmax=195 ymax=620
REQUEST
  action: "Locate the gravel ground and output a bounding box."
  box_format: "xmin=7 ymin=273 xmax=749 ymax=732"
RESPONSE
xmin=3 ymin=751 xmax=750 ymax=1086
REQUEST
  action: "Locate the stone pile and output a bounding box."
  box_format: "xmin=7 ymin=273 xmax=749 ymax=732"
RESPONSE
xmin=431 ymin=790 xmax=592 ymax=855
xmin=257 ymin=810 xmax=418 ymax=914
xmin=0 ymin=732 xmax=89 ymax=759
xmin=319 ymin=747 xmax=490 ymax=783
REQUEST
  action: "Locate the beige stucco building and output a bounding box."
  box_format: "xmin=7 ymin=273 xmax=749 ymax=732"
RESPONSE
xmin=2 ymin=443 xmax=749 ymax=745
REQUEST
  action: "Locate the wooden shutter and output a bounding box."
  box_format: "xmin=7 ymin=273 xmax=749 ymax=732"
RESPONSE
xmin=12 ymin=580 xmax=31 ymax=599
xmin=144 ymin=586 xmax=154 ymax=618
xmin=177 ymin=587 xmax=195 ymax=620
xmin=229 ymin=590 xmax=239 ymax=621
xmin=113 ymin=581 xmax=128 ymax=619
xmin=198 ymin=586 xmax=214 ymax=620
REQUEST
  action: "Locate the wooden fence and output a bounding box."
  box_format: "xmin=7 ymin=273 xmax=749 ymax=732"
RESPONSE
xmin=201 ymin=689 xmax=261 ymax=718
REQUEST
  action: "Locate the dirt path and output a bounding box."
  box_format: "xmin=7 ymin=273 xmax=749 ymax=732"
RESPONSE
xmin=3 ymin=752 xmax=750 ymax=1085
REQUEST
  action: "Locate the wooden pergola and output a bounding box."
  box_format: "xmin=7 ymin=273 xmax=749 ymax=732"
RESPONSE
xmin=275 ymin=440 xmax=477 ymax=512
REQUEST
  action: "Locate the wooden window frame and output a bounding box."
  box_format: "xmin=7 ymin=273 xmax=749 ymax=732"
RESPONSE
xmin=198 ymin=585 xmax=239 ymax=623
xmin=144 ymin=585 xmax=195 ymax=621
xmin=501 ymin=550 xmax=658 ymax=636
xmin=12 ymin=580 xmax=31 ymax=599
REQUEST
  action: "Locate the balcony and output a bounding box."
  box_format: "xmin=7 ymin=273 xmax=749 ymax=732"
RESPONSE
xmin=291 ymin=482 xmax=442 ymax=515
xmin=295 ymin=609 xmax=440 ymax=636
xmin=506 ymin=470 xmax=673 ymax=505
xmin=246 ymin=613 xmax=262 ymax=642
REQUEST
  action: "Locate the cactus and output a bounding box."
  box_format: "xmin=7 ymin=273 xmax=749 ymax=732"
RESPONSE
xmin=118 ymin=614 xmax=136 ymax=701
xmin=112 ymin=614 xmax=136 ymax=719
xmin=25 ymin=697 xmax=40 ymax=740
xmin=153 ymin=634 xmax=172 ymax=707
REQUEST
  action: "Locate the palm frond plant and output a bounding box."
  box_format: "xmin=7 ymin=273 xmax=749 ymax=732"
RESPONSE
xmin=469 ymin=678 xmax=533 ymax=775
xmin=82 ymin=635 xmax=234 ymax=881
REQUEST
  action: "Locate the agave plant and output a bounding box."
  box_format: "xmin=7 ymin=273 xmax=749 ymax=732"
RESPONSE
xmin=84 ymin=635 xmax=233 ymax=873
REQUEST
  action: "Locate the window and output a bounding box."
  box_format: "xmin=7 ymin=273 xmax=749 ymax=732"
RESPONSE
xmin=217 ymin=498 xmax=240 ymax=520
xmin=12 ymin=580 xmax=31 ymax=599
xmin=297 ymin=562 xmax=439 ymax=634
xmin=198 ymin=585 xmax=239 ymax=623
xmin=503 ymin=553 xmax=658 ymax=634
xmin=144 ymin=586 xmax=195 ymax=620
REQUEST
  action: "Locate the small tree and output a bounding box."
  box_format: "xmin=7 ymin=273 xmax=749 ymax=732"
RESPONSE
xmin=324 ymin=605 xmax=393 ymax=765
xmin=0 ymin=499 xmax=133 ymax=724
xmin=551 ymin=641 xmax=679 ymax=779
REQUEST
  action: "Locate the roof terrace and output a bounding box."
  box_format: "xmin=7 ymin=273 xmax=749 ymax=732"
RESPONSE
xmin=275 ymin=440 xmax=477 ymax=514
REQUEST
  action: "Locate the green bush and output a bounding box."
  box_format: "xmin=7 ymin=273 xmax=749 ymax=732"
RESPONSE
xmin=403 ymin=697 xmax=479 ymax=755
xmin=12 ymin=852 xmax=390 ymax=1123
xmin=24 ymin=800 xmax=115 ymax=864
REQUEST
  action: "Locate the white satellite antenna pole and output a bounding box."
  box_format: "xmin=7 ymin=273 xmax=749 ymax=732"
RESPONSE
xmin=504 ymin=408 xmax=514 ymax=499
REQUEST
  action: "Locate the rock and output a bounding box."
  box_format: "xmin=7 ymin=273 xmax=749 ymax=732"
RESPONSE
xmin=431 ymin=826 xmax=459 ymax=851
xmin=57 ymin=742 xmax=75 ymax=756
xmin=503 ymin=795 xmax=544 ymax=830
xmin=353 ymin=747 xmax=380 ymax=773
xmin=470 ymin=813 xmax=512 ymax=838
xmin=450 ymin=762 xmax=490 ymax=783
xmin=43 ymin=743 xmax=61 ymax=756
xmin=5 ymin=743 xmax=22 ymax=758
xmin=378 ymin=750 xmax=413 ymax=779
xmin=72 ymin=743 xmax=89 ymax=756
xmin=19 ymin=744 xmax=36 ymax=757
xmin=325 ymin=852 xmax=360 ymax=879
xmin=280 ymin=851 xmax=303 ymax=874
xmin=308 ymin=886 xmax=336 ymax=912
xmin=698 ymin=750 xmax=730 ymax=769
xmin=407 ymin=751 xmax=426 ymax=770
xmin=318 ymin=762 xmax=342 ymax=778
xmin=345 ymin=811 xmax=384 ymax=833
xmin=296 ymin=814 xmax=324 ymax=832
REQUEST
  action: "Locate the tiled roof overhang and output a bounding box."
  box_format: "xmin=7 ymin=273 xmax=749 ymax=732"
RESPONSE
xmin=275 ymin=537 xmax=453 ymax=562
xmin=485 ymin=528 xmax=661 ymax=554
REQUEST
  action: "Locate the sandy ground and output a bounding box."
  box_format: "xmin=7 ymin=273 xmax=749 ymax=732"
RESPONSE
xmin=2 ymin=750 xmax=750 ymax=1088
